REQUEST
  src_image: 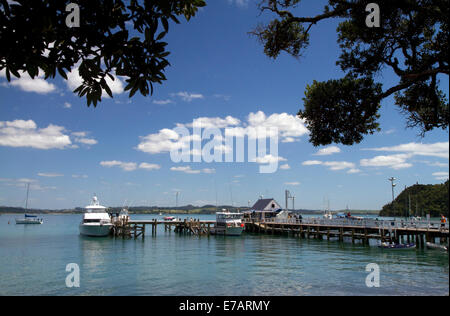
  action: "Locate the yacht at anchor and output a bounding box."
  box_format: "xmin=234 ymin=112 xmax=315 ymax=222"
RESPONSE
xmin=79 ymin=195 xmax=113 ymax=237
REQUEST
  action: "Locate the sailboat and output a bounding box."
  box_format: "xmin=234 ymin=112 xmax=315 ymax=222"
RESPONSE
xmin=15 ymin=183 xmax=43 ymax=224
xmin=323 ymin=198 xmax=332 ymax=219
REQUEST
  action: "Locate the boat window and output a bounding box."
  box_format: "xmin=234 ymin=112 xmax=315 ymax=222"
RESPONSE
xmin=83 ymin=219 xmax=101 ymax=223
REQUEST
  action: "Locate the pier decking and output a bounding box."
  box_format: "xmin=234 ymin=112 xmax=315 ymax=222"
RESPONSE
xmin=112 ymin=218 xmax=215 ymax=238
xmin=110 ymin=216 xmax=449 ymax=248
xmin=245 ymin=218 xmax=449 ymax=247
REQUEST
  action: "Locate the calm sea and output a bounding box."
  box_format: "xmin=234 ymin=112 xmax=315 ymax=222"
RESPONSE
xmin=0 ymin=214 xmax=448 ymax=296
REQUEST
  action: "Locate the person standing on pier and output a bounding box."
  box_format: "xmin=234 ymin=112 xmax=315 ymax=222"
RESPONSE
xmin=441 ymin=215 xmax=447 ymax=230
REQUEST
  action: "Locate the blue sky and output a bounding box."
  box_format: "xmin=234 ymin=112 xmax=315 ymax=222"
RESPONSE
xmin=0 ymin=0 xmax=448 ymax=210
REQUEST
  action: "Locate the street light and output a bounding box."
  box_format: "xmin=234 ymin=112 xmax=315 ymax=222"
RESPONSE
xmin=388 ymin=177 xmax=397 ymax=202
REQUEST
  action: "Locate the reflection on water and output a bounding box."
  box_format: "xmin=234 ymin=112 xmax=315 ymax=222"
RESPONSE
xmin=0 ymin=214 xmax=448 ymax=296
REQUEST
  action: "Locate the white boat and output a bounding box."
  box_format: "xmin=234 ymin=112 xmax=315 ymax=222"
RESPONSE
xmin=16 ymin=214 xmax=43 ymax=225
xmin=79 ymin=195 xmax=113 ymax=237
xmin=15 ymin=184 xmax=43 ymax=225
xmin=211 ymin=209 xmax=244 ymax=236
xmin=323 ymin=198 xmax=332 ymax=219
xmin=426 ymin=242 xmax=448 ymax=251
xmin=164 ymin=216 xmax=177 ymax=222
xmin=323 ymin=211 xmax=333 ymax=220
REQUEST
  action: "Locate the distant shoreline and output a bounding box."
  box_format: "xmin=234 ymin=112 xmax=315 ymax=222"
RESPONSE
xmin=1 ymin=208 xmax=381 ymax=216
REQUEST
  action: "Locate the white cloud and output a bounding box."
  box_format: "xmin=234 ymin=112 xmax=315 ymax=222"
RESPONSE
xmin=323 ymin=161 xmax=356 ymax=171
xmin=0 ymin=177 xmax=55 ymax=191
xmin=137 ymin=111 xmax=308 ymax=156
xmin=170 ymin=166 xmax=201 ymax=174
xmin=0 ymin=69 xmax=56 ymax=94
xmin=302 ymin=160 xmax=357 ymax=172
xmin=153 ymin=99 xmax=174 ymax=105
xmin=213 ymin=94 xmax=231 ymax=101
xmin=365 ymin=142 xmax=449 ymax=159
xmin=424 ymin=161 xmax=449 ymax=168
xmin=170 ymin=166 xmax=215 ymax=174
xmin=246 ymin=111 xmax=308 ymax=142
xmin=0 ymin=119 xmax=72 ymax=149
xmin=71 ymin=131 xmax=98 ymax=146
xmin=100 ymin=161 xmax=161 ymax=172
xmin=76 ymin=138 xmax=98 ymax=145
xmin=228 ymin=0 xmax=250 ymax=7
xmin=37 ymin=173 xmax=63 ymax=177
xmin=72 ymin=174 xmax=88 ymax=178
xmin=302 ymin=160 xmax=323 ymax=166
xmin=139 ymin=163 xmax=161 ymax=171
xmin=253 ymin=154 xmax=287 ymax=164
xmin=279 ymin=164 xmax=290 ymax=170
xmin=137 ymin=128 xmax=188 ymax=154
xmin=171 ymin=91 xmax=204 ymax=102
xmin=183 ymin=116 xmax=241 ymax=129
xmin=432 ymin=171 xmax=449 ymax=181
xmin=284 ymin=182 xmax=300 ymax=186
xmin=100 ymin=161 xmax=137 ymax=172
xmin=314 ymin=145 xmax=341 ymax=156
xmin=64 ymin=102 xmax=72 ymax=109
xmin=360 ymin=154 xmax=413 ymax=170
xmin=66 ymin=66 xmax=124 ymax=97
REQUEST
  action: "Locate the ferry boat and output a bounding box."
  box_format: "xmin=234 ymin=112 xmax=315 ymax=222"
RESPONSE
xmin=211 ymin=210 xmax=244 ymax=236
xmin=79 ymin=195 xmax=113 ymax=237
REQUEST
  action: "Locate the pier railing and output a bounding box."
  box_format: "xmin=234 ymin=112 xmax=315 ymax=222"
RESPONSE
xmin=245 ymin=217 xmax=449 ymax=231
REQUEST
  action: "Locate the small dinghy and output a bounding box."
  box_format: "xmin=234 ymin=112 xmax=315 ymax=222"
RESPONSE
xmin=379 ymin=242 xmax=416 ymax=250
xmin=426 ymin=242 xmax=448 ymax=252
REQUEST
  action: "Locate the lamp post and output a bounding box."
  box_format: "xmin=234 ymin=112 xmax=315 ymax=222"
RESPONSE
xmin=388 ymin=177 xmax=396 ymax=202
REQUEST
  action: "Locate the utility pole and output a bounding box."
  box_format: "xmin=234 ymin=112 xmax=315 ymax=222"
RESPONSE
xmin=388 ymin=177 xmax=397 ymax=202
xmin=285 ymin=190 xmax=292 ymax=211
xmin=175 ymin=191 xmax=179 ymax=208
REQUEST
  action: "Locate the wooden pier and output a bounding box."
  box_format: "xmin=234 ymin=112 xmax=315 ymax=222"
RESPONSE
xmin=111 ymin=218 xmax=215 ymax=239
xmin=244 ymin=218 xmax=449 ymax=248
xmin=110 ymin=216 xmax=449 ymax=248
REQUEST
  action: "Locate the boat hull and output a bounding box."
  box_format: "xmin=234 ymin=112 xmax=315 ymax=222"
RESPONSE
xmin=15 ymin=219 xmax=43 ymax=224
xmin=211 ymin=226 xmax=244 ymax=236
xmin=426 ymin=242 xmax=448 ymax=251
xmin=79 ymin=223 xmax=112 ymax=237
xmin=379 ymin=243 xmax=416 ymax=250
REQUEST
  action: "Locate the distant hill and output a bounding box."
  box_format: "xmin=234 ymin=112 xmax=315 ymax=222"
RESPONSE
xmin=0 ymin=205 xmax=378 ymax=215
xmin=0 ymin=205 xmax=248 ymax=215
xmin=379 ymin=180 xmax=449 ymax=217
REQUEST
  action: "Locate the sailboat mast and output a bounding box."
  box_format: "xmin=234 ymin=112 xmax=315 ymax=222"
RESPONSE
xmin=25 ymin=183 xmax=30 ymax=210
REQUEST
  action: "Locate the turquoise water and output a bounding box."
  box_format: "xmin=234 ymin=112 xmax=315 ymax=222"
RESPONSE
xmin=0 ymin=214 xmax=448 ymax=296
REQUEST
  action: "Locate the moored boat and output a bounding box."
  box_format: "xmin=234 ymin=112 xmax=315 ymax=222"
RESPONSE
xmin=15 ymin=184 xmax=43 ymax=224
xmin=426 ymin=242 xmax=448 ymax=252
xmin=211 ymin=210 xmax=244 ymax=236
xmin=15 ymin=214 xmax=43 ymax=225
xmin=379 ymin=242 xmax=416 ymax=250
xmin=79 ymin=195 xmax=113 ymax=237
xmin=164 ymin=216 xmax=177 ymax=221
